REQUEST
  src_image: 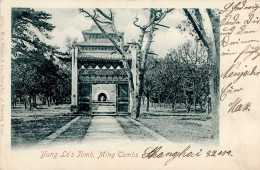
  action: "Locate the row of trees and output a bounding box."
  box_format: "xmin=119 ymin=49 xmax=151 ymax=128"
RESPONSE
xmin=11 ymin=8 xmax=71 ymax=109
xmin=144 ymin=41 xmax=211 ymax=113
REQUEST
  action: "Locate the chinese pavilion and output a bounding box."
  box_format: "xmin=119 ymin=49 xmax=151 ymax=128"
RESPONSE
xmin=70 ymin=25 xmax=137 ymax=115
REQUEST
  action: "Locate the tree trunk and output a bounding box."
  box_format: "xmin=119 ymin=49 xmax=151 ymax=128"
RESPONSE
xmin=55 ymin=96 xmax=59 ymax=105
xmin=42 ymin=97 xmax=46 ymax=105
xmin=129 ymin=78 xmax=136 ymax=116
xmin=203 ymin=9 xmax=220 ymax=141
xmin=172 ymin=99 xmax=176 ymax=112
xmin=146 ymin=96 xmax=149 ymax=111
xmin=52 ymin=96 xmax=55 ymax=105
xmin=206 ymin=95 xmax=209 ymax=114
xmin=207 ymin=8 xmax=220 ymax=115
xmin=33 ymin=95 xmax=37 ymax=108
xmin=135 ymin=95 xmax=142 ymax=118
xmin=208 ymin=45 xmax=220 ymax=141
xmin=208 ymin=47 xmax=218 ymax=115
xmin=24 ymin=98 xmax=27 ymax=109
xmin=185 ymin=100 xmax=188 ymax=113
xmin=200 ymin=102 xmax=203 ymax=113
xmin=133 ymin=71 xmax=145 ymax=118
xmin=46 ymin=96 xmax=50 ymax=107
xmin=29 ymin=95 xmax=32 ymax=110
xmin=133 ymin=19 xmax=155 ymax=118
xmin=187 ymin=104 xmax=190 ymax=113
xmin=194 ymin=97 xmax=196 ymax=113
xmin=184 ymin=8 xmax=220 ymax=141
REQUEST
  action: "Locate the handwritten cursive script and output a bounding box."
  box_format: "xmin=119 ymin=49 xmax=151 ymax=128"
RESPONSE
xmin=220 ymin=82 xmax=243 ymax=101
xmin=220 ymin=0 xmax=259 ymax=113
xmin=142 ymin=146 xmax=202 ymax=166
xmin=142 ymin=146 xmax=233 ymax=166
xmin=221 ymin=62 xmax=260 ymax=84
xmin=228 ymin=97 xmax=251 ymax=113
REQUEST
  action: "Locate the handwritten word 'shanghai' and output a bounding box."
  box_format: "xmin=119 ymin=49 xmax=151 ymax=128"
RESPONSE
xmin=142 ymin=146 xmax=233 ymax=166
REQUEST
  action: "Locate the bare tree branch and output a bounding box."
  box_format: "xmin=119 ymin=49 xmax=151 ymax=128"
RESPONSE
xmin=133 ymin=17 xmax=143 ymax=30
xmin=183 ymin=9 xmax=209 ymax=49
xmin=95 ymin=18 xmax=112 ymax=24
xmin=155 ymin=23 xmax=170 ymax=28
xmin=79 ymin=8 xmax=134 ymax=91
xmin=96 ymin=8 xmax=112 ymax=21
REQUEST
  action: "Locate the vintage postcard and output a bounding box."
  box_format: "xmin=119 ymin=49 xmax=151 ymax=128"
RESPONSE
xmin=0 ymin=0 xmax=260 ymax=169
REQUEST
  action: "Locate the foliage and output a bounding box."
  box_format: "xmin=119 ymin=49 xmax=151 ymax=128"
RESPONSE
xmin=11 ymin=8 xmax=71 ymax=109
xmin=143 ymin=41 xmax=210 ymax=113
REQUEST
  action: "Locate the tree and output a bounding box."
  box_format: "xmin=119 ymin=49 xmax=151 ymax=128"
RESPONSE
xmin=161 ymin=50 xmax=183 ymax=111
xmin=143 ymin=56 xmax=159 ymax=111
xmin=11 ymin=8 xmax=56 ymax=108
xmin=11 ymin=8 xmax=71 ymax=109
xmin=142 ymin=38 xmax=210 ymax=114
xmin=11 ymin=8 xmax=55 ymax=59
xmin=183 ymin=8 xmax=220 ymax=140
xmin=175 ymin=41 xmax=209 ymax=113
xmin=79 ymin=8 xmax=173 ymax=118
xmin=145 ymin=58 xmax=167 ymax=109
xmin=183 ymin=9 xmax=220 ymax=114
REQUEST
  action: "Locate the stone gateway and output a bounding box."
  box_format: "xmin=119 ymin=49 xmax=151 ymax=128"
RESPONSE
xmin=70 ymin=25 xmax=137 ymax=115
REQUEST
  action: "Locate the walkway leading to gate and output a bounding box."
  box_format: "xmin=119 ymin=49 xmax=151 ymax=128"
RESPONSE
xmin=82 ymin=116 xmax=130 ymax=142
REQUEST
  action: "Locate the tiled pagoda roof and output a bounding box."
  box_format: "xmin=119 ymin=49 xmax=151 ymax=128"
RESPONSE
xmin=78 ymin=52 xmax=131 ymax=62
xmin=76 ymin=25 xmax=130 ymax=62
xmin=82 ymin=25 xmax=114 ymax=34
xmin=76 ymin=41 xmax=118 ymax=46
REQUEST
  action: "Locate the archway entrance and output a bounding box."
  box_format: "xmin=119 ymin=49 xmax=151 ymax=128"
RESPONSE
xmin=98 ymin=93 xmax=107 ymax=101
xmin=92 ymin=84 xmax=116 ymax=114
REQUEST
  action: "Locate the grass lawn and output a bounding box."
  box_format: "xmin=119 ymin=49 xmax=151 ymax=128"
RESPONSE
xmin=11 ymin=104 xmax=76 ymax=147
xmin=116 ymin=116 xmax=158 ymax=141
xmin=138 ymin=114 xmax=214 ymax=143
xmin=11 ymin=103 xmax=216 ymax=146
xmin=52 ymin=116 xmax=93 ymax=144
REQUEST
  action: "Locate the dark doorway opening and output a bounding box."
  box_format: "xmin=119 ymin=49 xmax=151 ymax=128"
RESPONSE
xmin=98 ymin=93 xmax=107 ymax=101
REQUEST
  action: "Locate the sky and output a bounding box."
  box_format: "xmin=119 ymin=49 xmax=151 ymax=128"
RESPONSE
xmin=37 ymin=8 xmax=194 ymax=57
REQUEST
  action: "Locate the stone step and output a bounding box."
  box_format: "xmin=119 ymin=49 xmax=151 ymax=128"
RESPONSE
xmin=94 ymin=103 xmax=116 ymax=106
xmin=92 ymin=101 xmax=115 ymax=104
xmin=93 ymin=105 xmax=116 ymax=113
xmin=92 ymin=110 xmax=115 ymax=112
xmin=95 ymin=108 xmax=115 ymax=110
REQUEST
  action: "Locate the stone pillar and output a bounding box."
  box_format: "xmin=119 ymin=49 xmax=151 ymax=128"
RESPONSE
xmin=129 ymin=45 xmax=138 ymax=112
xmin=71 ymin=45 xmax=78 ymax=112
